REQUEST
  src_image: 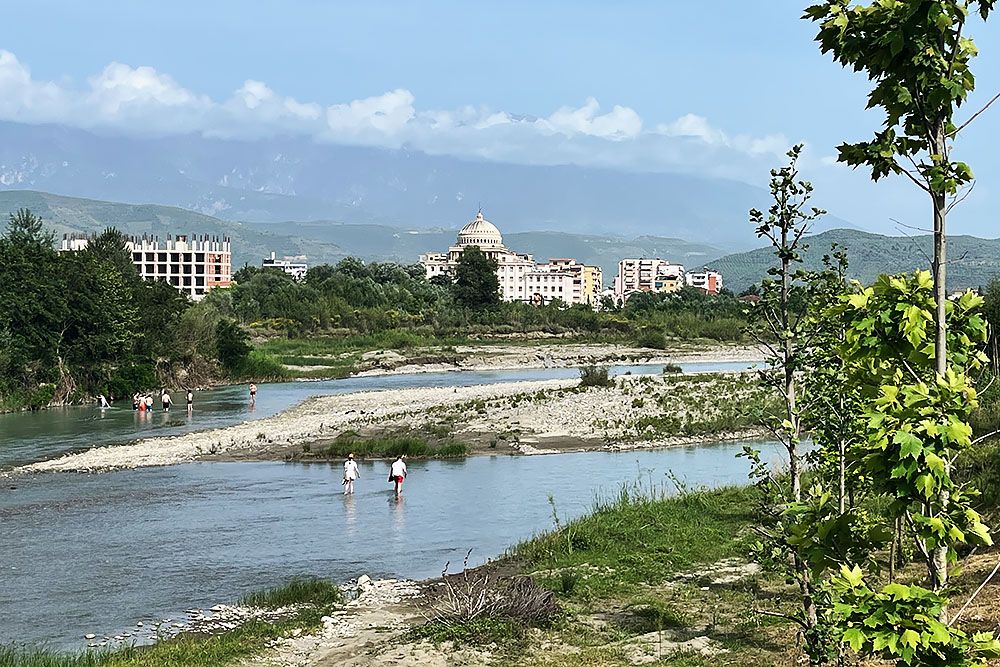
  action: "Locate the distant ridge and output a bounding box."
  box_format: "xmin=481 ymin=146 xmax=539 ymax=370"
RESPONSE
xmin=0 ymin=190 xmax=726 ymax=276
xmin=710 ymin=228 xmax=1000 ymax=293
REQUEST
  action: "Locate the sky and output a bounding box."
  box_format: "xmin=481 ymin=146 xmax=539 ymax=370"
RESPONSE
xmin=3 ymin=0 xmax=1000 ymax=235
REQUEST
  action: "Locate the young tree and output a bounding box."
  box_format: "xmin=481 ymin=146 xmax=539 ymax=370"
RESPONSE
xmin=749 ymin=144 xmax=826 ymax=503
xmin=806 ymin=0 xmax=996 ymax=592
xmin=452 ymin=246 xmax=500 ymax=309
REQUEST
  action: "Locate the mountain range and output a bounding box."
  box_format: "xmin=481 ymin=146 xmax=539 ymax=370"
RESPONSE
xmin=3 ymin=191 xmax=999 ymax=292
xmin=0 ymin=190 xmax=724 ymax=277
xmin=0 ymin=121 xmax=855 ymax=249
xmin=712 ymin=228 xmax=1000 ymax=293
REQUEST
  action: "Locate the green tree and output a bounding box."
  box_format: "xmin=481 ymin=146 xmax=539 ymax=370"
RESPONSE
xmin=215 ymin=319 xmax=251 ymax=372
xmin=806 ymin=0 xmax=996 ymax=591
xmin=452 ymin=246 xmax=500 ymax=309
xmin=0 ymin=209 xmax=67 ymax=389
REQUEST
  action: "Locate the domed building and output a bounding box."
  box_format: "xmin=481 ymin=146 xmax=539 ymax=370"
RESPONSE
xmin=421 ymin=210 xmax=537 ymax=302
xmin=420 ymin=210 xmax=604 ymax=306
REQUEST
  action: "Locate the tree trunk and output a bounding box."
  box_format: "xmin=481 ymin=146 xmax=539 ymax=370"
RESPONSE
xmin=781 ymin=227 xmax=801 ymax=503
xmin=930 ymin=123 xmax=950 ymax=593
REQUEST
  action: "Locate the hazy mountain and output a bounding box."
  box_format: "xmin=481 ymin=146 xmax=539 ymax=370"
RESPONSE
xmin=710 ymin=228 xmax=1000 ymax=293
xmin=0 ymin=190 xmax=725 ymax=277
xmin=0 ymin=121 xmax=855 ymax=249
xmin=0 ymin=190 xmax=347 ymax=268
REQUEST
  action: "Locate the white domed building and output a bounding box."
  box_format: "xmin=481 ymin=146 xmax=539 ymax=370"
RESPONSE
xmin=420 ymin=210 xmax=537 ymax=302
xmin=420 ymin=210 xmax=604 ymax=306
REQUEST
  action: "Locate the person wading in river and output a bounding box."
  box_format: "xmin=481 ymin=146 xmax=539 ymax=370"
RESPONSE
xmin=388 ymin=455 xmax=407 ymax=497
xmin=186 ymin=388 xmax=194 ymax=411
xmin=161 ymin=389 xmax=172 ymax=412
xmin=249 ymin=383 xmax=257 ymax=406
xmin=343 ymin=453 xmax=359 ymax=495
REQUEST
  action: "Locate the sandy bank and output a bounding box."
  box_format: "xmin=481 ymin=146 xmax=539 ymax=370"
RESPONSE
xmin=352 ymin=342 xmax=763 ymax=376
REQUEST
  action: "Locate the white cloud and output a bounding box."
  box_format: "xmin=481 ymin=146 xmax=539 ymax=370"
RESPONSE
xmin=0 ymin=48 xmax=796 ymax=182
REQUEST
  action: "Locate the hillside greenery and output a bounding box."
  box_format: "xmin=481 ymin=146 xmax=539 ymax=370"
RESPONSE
xmin=712 ymin=228 xmax=1000 ymax=294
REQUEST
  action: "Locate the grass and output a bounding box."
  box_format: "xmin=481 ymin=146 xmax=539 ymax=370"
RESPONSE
xmin=0 ymin=579 xmax=342 ymax=667
xmin=317 ymin=431 xmax=468 ymax=459
xmin=514 ymin=485 xmax=757 ymax=600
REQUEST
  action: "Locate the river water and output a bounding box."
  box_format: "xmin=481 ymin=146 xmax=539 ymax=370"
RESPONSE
xmin=0 ymin=361 xmax=758 ymax=469
xmin=0 ymin=360 xmax=770 ymax=650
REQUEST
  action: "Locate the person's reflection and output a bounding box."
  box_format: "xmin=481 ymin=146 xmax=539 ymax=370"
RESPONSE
xmin=389 ymin=494 xmax=405 ymax=534
xmin=343 ymin=493 xmax=357 ymax=538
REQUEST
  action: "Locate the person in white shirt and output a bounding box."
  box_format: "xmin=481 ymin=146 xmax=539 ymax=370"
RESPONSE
xmin=389 ymin=455 xmax=407 ymax=497
xmin=343 ymin=453 xmax=360 ymax=495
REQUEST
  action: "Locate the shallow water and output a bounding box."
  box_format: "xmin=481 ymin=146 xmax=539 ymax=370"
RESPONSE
xmin=0 ymin=360 xmax=759 ymax=469
xmin=0 ymin=441 xmax=781 ymax=650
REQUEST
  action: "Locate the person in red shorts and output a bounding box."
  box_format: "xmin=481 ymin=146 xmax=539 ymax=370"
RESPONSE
xmin=389 ymin=455 xmax=407 ymax=497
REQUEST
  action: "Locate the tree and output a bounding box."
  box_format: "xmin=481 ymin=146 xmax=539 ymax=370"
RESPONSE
xmin=806 ymin=0 xmax=996 ymax=589
xmin=744 ymin=146 xmax=829 ymax=654
xmin=215 ymin=319 xmax=251 ymax=372
xmin=452 ymin=246 xmax=500 ymax=309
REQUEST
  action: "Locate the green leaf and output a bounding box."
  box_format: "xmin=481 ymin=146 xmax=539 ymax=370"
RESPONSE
xmin=843 ymin=627 xmax=866 ymax=652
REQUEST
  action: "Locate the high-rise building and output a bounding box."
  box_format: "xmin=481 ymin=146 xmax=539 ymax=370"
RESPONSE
xmin=614 ymin=258 xmax=686 ymax=298
xmin=59 ymin=233 xmax=232 ymax=301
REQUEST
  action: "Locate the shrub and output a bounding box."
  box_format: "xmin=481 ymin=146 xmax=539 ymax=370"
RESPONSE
xmin=579 ymin=365 xmax=612 ymax=388
xmin=662 ymin=362 xmax=683 ymax=374
xmin=635 ymin=327 xmax=668 ymax=349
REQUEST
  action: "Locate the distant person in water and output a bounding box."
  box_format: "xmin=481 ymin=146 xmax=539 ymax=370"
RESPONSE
xmin=145 ymin=395 xmax=154 ymax=412
xmin=343 ymin=453 xmax=359 ymax=495
xmin=98 ymin=394 xmax=110 ymax=408
xmin=249 ymin=383 xmax=257 ymax=405
xmin=161 ymin=389 xmax=172 ymax=412
xmin=389 ymin=455 xmax=407 ymax=497
xmin=132 ymin=393 xmax=140 ymax=411
xmin=186 ymin=388 xmax=194 ymax=411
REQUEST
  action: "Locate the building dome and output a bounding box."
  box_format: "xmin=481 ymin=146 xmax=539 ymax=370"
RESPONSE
xmin=457 ymin=210 xmax=504 ymax=248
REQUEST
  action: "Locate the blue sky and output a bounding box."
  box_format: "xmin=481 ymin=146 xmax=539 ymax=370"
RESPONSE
xmin=4 ymin=0 xmax=1000 ymax=235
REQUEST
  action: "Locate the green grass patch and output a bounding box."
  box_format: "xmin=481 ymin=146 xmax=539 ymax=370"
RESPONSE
xmin=230 ymin=351 xmax=289 ymax=382
xmin=239 ymin=577 xmax=342 ymax=609
xmin=514 ymin=485 xmax=756 ymax=600
xmin=319 ymin=432 xmax=468 ymax=459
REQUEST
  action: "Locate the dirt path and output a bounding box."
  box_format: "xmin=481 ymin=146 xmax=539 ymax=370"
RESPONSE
xmin=246 ymin=578 xmax=490 ymax=667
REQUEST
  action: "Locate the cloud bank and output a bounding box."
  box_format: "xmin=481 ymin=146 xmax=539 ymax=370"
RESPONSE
xmin=0 ymin=49 xmax=795 ymax=183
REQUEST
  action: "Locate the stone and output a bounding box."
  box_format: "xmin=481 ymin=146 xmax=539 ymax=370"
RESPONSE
xmin=84 ymin=634 xmax=96 ymax=640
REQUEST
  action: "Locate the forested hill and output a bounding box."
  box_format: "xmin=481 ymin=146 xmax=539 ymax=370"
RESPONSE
xmin=0 ymin=190 xmax=725 ymax=276
xmin=0 ymin=190 xmax=348 ymax=269
xmin=711 ymin=228 xmax=1000 ymax=293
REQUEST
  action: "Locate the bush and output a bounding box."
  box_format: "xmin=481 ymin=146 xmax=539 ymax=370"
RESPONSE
xmin=635 ymin=327 xmax=667 ymax=349
xmin=579 ymin=365 xmax=612 ymax=388
xmin=662 ymin=362 xmax=683 ymax=374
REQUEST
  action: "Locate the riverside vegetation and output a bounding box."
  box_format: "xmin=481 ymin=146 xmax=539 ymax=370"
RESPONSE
xmin=0 ymin=207 xmax=750 ymax=412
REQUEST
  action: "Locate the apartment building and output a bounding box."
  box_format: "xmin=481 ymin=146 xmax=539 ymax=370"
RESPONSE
xmin=263 ymin=252 xmax=308 ymax=281
xmin=60 ymin=233 xmax=232 ymax=301
xmin=686 ymin=268 xmax=723 ymax=295
xmin=614 ymin=258 xmax=686 ymax=297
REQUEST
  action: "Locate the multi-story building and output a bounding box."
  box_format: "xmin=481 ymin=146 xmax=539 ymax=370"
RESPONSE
xmin=263 ymin=252 xmax=308 ymax=281
xmin=420 ymin=211 xmax=602 ymax=306
xmin=530 ymin=258 xmax=604 ymax=306
xmin=686 ymin=268 xmax=723 ymax=295
xmin=614 ymin=258 xmax=686 ymax=298
xmin=60 ymin=233 xmax=232 ymax=301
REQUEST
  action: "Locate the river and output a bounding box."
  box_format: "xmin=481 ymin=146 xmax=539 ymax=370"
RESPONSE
xmin=0 ymin=360 xmax=772 ymax=651
xmin=0 ymin=361 xmax=758 ymax=469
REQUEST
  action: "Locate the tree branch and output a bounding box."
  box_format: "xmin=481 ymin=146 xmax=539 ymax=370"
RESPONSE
xmin=949 ymin=558 xmax=1000 ymax=627
xmin=952 ymin=90 xmax=1000 ymax=136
